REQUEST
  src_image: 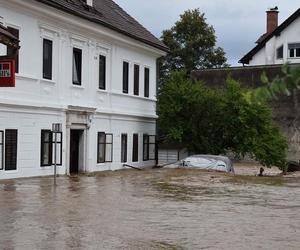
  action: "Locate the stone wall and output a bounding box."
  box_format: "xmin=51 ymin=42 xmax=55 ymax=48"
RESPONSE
xmin=191 ymin=64 xmax=300 ymax=161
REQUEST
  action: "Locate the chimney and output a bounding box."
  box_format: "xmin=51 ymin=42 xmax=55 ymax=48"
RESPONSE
xmin=266 ymin=7 xmax=279 ymax=34
xmin=86 ymin=0 xmax=93 ymax=7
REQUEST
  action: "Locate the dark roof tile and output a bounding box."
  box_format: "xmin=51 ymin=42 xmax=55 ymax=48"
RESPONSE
xmin=35 ymin=0 xmax=168 ymax=52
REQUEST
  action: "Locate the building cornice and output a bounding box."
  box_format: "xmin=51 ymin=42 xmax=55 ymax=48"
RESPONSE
xmin=5 ymin=0 xmax=167 ymax=58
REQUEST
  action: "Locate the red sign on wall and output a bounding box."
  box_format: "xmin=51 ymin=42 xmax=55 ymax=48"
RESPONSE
xmin=0 ymin=59 xmax=15 ymax=87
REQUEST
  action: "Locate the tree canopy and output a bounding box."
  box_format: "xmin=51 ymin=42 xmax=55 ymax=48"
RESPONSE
xmin=159 ymin=9 xmax=228 ymax=83
xmin=158 ymin=71 xmax=287 ymax=169
xmin=248 ymin=64 xmax=300 ymax=103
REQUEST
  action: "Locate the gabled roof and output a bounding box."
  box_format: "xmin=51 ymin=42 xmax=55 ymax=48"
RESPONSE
xmin=239 ymin=8 xmax=300 ymax=64
xmin=35 ymin=0 xmax=168 ymax=52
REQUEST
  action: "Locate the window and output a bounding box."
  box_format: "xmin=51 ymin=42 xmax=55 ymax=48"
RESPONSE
xmin=276 ymin=45 xmax=283 ymax=60
xmin=73 ymin=48 xmax=82 ymax=85
xmin=52 ymin=132 xmax=63 ymax=166
xmin=288 ymin=43 xmax=300 ymax=58
xmin=5 ymin=129 xmax=18 ymax=171
xmin=123 ymin=61 xmax=129 ymax=93
xmin=41 ymin=130 xmax=52 ymax=166
xmin=0 ymin=130 xmax=19 ymax=171
xmin=148 ymin=135 xmax=156 ymax=160
xmin=0 ymin=131 xmax=3 ymax=170
xmin=7 ymin=27 xmax=19 ymax=73
xmin=99 ymin=55 xmax=106 ymax=90
xmin=97 ymin=132 xmax=113 ymax=163
xmin=132 ymin=133 xmax=139 ymax=162
xmin=121 ymin=134 xmax=127 ymax=163
xmin=41 ymin=130 xmax=62 ymax=167
xmin=143 ymin=134 xmax=149 ymax=161
xmin=97 ymin=132 xmax=105 ymax=163
xmin=134 ymin=64 xmax=139 ymax=96
xmin=143 ymin=135 xmax=156 ymax=161
xmin=43 ymin=39 xmax=53 ymax=80
xmin=144 ymin=67 xmax=150 ymax=98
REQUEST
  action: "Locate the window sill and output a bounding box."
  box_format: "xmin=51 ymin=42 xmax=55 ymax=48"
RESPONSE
xmin=71 ymin=84 xmax=85 ymax=89
xmin=16 ymin=73 xmax=39 ymax=82
xmin=2 ymin=170 xmax=18 ymax=174
xmin=97 ymin=89 xmax=108 ymax=94
xmin=40 ymin=78 xmax=56 ymax=85
xmin=40 ymin=165 xmax=61 ymax=169
xmin=112 ymin=92 xmax=157 ymax=102
xmin=97 ymin=163 xmax=107 ymax=166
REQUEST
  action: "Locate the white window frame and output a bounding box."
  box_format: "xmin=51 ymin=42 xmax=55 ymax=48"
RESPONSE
xmin=288 ymin=43 xmax=300 ymax=58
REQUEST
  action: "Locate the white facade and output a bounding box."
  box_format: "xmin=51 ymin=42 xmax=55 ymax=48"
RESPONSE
xmin=0 ymin=0 xmax=166 ymax=179
xmin=249 ymin=16 xmax=300 ymax=65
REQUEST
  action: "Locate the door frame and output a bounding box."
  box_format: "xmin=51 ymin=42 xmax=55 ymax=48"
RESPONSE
xmin=66 ymin=125 xmax=88 ymax=175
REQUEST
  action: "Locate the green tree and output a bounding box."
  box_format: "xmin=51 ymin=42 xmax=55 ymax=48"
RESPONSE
xmin=159 ymin=9 xmax=228 ymax=84
xmin=158 ymin=71 xmax=287 ymax=169
xmin=249 ymin=64 xmax=300 ymax=103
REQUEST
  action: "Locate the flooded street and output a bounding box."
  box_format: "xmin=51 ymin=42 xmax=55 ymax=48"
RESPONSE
xmin=1 ymin=167 xmax=300 ymax=250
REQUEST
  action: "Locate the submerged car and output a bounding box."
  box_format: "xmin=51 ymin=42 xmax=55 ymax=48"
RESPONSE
xmin=181 ymin=155 xmax=234 ymax=173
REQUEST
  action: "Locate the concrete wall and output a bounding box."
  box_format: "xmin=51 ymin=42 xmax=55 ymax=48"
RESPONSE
xmin=191 ymin=64 xmax=300 ymax=161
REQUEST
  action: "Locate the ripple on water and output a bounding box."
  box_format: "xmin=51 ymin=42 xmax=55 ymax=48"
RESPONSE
xmin=0 ymin=168 xmax=300 ymax=250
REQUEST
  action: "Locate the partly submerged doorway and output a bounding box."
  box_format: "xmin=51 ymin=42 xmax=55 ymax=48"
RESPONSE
xmin=70 ymin=129 xmax=84 ymax=175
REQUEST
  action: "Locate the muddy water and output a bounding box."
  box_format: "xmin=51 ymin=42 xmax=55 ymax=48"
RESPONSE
xmin=0 ymin=168 xmax=300 ymax=250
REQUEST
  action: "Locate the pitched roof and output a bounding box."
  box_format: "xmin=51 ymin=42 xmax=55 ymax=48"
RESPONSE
xmin=35 ymin=0 xmax=168 ymax=52
xmin=239 ymin=8 xmax=300 ymax=64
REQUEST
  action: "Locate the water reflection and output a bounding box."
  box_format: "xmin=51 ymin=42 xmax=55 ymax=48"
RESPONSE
xmin=0 ymin=168 xmax=300 ymax=249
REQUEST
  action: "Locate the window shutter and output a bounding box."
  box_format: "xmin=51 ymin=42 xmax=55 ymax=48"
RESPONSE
xmin=121 ymin=134 xmax=127 ymax=163
xmin=0 ymin=131 xmax=3 ymax=170
xmin=288 ymin=43 xmax=300 ymax=50
xmin=123 ymin=62 xmax=129 ymax=93
xmin=132 ymin=133 xmax=139 ymax=162
xmin=144 ymin=68 xmax=150 ymax=98
xmin=134 ymin=64 xmax=139 ymax=96
xmin=143 ymin=134 xmax=149 ymax=161
xmin=5 ymin=129 xmax=18 ymax=171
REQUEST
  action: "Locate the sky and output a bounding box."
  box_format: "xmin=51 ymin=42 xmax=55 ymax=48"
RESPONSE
xmin=114 ymin=0 xmax=300 ymax=66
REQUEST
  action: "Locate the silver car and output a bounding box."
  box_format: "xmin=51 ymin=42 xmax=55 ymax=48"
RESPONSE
xmin=181 ymin=155 xmax=234 ymax=173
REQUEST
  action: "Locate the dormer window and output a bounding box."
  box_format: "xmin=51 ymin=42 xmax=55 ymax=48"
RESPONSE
xmin=288 ymin=43 xmax=300 ymax=58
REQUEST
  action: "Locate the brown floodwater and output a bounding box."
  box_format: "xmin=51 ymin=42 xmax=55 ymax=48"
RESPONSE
xmin=0 ymin=167 xmax=300 ymax=250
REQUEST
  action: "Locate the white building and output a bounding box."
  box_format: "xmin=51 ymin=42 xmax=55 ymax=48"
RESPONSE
xmin=240 ymin=7 xmax=300 ymax=66
xmin=0 ymin=0 xmax=168 ymax=179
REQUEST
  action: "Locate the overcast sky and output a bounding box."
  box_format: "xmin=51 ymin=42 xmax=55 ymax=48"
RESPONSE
xmin=114 ymin=0 xmax=300 ymax=65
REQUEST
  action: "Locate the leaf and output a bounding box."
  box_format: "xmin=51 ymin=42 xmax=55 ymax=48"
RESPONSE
xmin=260 ymin=72 xmax=269 ymax=84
